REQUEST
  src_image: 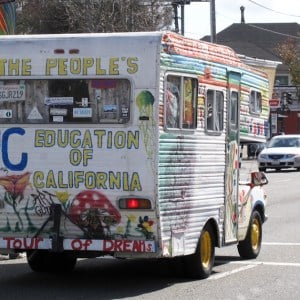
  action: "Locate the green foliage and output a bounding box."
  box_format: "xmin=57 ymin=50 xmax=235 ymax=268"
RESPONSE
xmin=276 ymin=38 xmax=300 ymax=86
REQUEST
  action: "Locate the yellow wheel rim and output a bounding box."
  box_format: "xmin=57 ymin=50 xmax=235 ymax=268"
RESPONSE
xmin=251 ymin=218 xmax=260 ymax=250
xmin=201 ymin=230 xmax=212 ymax=269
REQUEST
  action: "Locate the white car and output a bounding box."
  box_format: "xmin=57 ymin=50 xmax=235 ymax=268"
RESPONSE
xmin=257 ymin=134 xmax=300 ymax=172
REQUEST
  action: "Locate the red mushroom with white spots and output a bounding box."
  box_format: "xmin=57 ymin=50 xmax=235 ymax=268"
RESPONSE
xmin=68 ymin=190 xmax=121 ymax=238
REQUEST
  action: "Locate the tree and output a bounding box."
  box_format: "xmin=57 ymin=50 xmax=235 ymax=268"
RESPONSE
xmin=276 ymin=38 xmax=300 ymax=86
xmin=15 ymin=0 xmax=173 ymax=34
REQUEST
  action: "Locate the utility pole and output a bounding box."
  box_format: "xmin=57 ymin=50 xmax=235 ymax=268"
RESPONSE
xmin=172 ymin=1 xmax=186 ymax=34
xmin=181 ymin=3 xmax=185 ymax=35
xmin=171 ymin=0 xmax=216 ymax=42
xmin=173 ymin=2 xmax=180 ymax=33
xmin=210 ymin=0 xmax=216 ymax=43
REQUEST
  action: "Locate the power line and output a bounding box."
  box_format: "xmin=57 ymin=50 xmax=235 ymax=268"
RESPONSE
xmin=186 ymin=1 xmax=300 ymax=40
xmin=248 ymin=23 xmax=300 ymax=40
xmin=248 ymin=0 xmax=300 ymax=18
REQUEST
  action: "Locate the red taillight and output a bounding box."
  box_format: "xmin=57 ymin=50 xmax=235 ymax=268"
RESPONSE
xmin=118 ymin=197 xmax=151 ymax=209
xmin=127 ymin=198 xmax=139 ymax=209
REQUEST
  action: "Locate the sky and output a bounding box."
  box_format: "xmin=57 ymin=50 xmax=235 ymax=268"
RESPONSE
xmin=184 ymin=0 xmax=300 ymax=39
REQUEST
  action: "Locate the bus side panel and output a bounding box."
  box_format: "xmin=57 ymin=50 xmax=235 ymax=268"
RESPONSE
xmin=157 ymin=62 xmax=227 ymax=257
xmin=158 ymin=131 xmax=226 ymax=256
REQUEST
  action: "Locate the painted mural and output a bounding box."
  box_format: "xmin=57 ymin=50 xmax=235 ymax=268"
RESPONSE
xmin=0 ymin=171 xmax=155 ymax=238
xmin=225 ymin=141 xmax=239 ymax=240
xmin=0 ymin=2 xmax=15 ymax=35
xmin=0 ymin=126 xmax=156 ymax=252
xmin=136 ymin=91 xmax=155 ymax=159
xmin=162 ymin=32 xmax=269 ymax=143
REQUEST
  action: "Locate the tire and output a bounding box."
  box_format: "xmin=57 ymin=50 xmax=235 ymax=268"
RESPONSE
xmin=238 ymin=210 xmax=262 ymax=259
xmin=183 ymin=224 xmax=215 ymax=279
xmin=258 ymin=167 xmax=266 ymax=172
xmin=27 ymin=250 xmax=77 ymax=273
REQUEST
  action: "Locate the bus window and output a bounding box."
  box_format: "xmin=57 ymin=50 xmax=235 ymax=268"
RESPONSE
xmin=250 ymin=90 xmax=262 ymax=114
xmin=206 ymin=89 xmax=224 ymax=133
xmin=166 ymin=76 xmax=180 ymax=128
xmin=165 ymin=75 xmax=197 ymax=130
xmin=0 ymin=79 xmax=131 ymax=124
xmin=183 ymin=78 xmax=197 ymax=128
xmin=230 ymin=91 xmax=239 ymax=129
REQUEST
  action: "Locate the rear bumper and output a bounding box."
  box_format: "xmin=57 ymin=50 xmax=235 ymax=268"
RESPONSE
xmin=0 ymin=237 xmax=157 ymax=253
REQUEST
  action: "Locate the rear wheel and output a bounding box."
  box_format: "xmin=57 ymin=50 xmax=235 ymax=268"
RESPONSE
xmin=27 ymin=250 xmax=77 ymax=273
xmin=258 ymin=167 xmax=266 ymax=172
xmin=184 ymin=224 xmax=215 ymax=279
xmin=238 ymin=210 xmax=262 ymax=259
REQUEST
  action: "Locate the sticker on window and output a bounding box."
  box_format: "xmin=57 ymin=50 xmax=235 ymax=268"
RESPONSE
xmin=0 ymin=109 xmax=12 ymax=118
xmin=73 ymin=107 xmax=92 ymax=118
xmin=53 ymin=116 xmax=64 ymax=122
xmin=0 ymin=84 xmax=25 ymax=101
xmin=103 ymin=105 xmax=117 ymax=113
xmin=50 ymin=108 xmax=68 ymax=116
xmin=27 ymin=107 xmax=43 ymax=120
xmin=44 ymin=97 xmax=74 ymax=106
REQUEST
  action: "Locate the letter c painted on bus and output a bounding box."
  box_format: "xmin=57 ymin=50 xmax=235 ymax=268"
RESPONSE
xmin=2 ymin=128 xmax=28 ymax=171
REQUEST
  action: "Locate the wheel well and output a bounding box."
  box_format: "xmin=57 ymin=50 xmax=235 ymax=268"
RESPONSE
xmin=205 ymin=219 xmax=220 ymax=247
xmin=253 ymin=203 xmax=265 ymax=223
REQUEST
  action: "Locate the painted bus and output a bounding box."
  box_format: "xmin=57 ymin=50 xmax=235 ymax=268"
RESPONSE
xmin=0 ymin=31 xmax=268 ymax=278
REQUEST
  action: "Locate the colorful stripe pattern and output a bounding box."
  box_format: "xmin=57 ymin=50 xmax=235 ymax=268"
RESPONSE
xmin=0 ymin=2 xmax=16 ymax=35
xmin=161 ymin=31 xmax=269 ymax=143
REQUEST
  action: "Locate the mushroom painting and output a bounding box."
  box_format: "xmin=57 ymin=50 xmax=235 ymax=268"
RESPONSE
xmin=68 ymin=190 xmax=121 ymax=238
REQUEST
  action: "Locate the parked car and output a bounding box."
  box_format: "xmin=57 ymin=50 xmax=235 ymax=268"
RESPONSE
xmin=247 ymin=142 xmax=265 ymax=158
xmin=257 ymin=134 xmax=300 ymax=172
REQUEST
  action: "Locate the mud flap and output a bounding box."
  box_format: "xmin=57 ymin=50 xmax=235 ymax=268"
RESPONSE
xmin=51 ymin=204 xmax=64 ymax=252
xmin=34 ymin=204 xmax=64 ymax=252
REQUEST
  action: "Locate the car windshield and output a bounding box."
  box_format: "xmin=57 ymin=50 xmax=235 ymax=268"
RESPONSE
xmin=268 ymin=137 xmax=300 ymax=148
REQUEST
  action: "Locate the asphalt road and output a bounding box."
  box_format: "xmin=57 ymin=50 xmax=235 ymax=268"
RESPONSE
xmin=0 ymin=162 xmax=299 ymax=300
